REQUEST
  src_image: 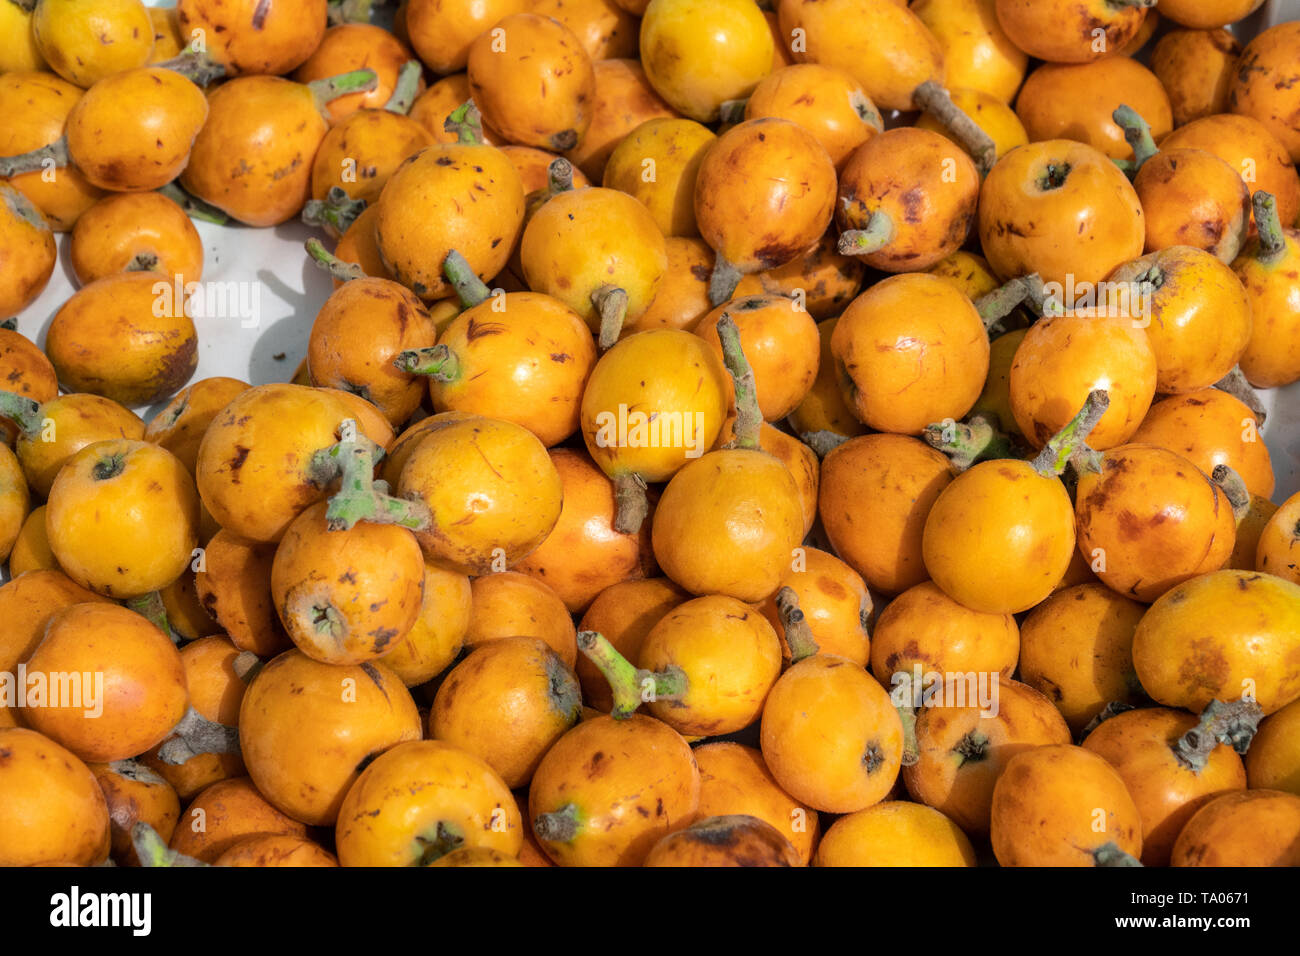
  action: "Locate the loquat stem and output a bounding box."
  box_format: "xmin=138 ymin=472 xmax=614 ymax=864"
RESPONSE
xmin=575 ymin=630 xmax=687 ymax=719
xmin=716 ymin=314 xmax=762 ymax=451
xmin=913 ymin=80 xmax=997 ymax=175
xmin=305 ymin=237 xmax=366 ymax=282
xmin=1032 ymin=389 xmax=1109 ymax=478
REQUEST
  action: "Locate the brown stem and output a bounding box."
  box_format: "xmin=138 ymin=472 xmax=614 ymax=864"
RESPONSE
xmin=1213 ymin=365 xmax=1267 ymax=426
xmin=774 ymin=587 xmax=819 ymax=663
xmin=708 ymin=253 xmax=742 ymax=308
xmin=593 ymin=286 xmax=627 ymax=352
xmin=612 ymin=473 xmax=649 ymax=535
xmin=1211 ymin=464 xmax=1251 ymax=522
xmin=912 ymin=80 xmax=997 ymax=175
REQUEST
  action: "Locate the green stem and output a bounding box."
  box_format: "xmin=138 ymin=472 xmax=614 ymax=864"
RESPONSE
xmin=534 ymin=804 xmax=580 ymax=843
xmin=0 ymin=136 xmax=68 ymax=178
xmin=716 ymin=314 xmax=762 ymax=450
xmin=158 ymin=181 xmax=228 ymax=224
xmin=923 ymin=413 xmax=1014 ymax=472
xmin=1112 ymin=104 xmax=1158 ymax=173
xmin=313 ymin=420 xmax=432 ymax=531
xmin=612 ymin=473 xmax=649 ymax=535
xmin=707 ymin=253 xmax=742 ymax=308
xmin=1172 ymin=697 xmax=1264 ymax=771
xmin=837 ymin=210 xmax=894 ymax=257
xmin=1093 ymin=842 xmax=1143 ymax=867
xmin=1031 ymin=389 xmax=1109 ymax=478
xmin=383 ymin=60 xmax=422 ymax=115
xmin=0 ymin=390 xmax=43 ymax=436
xmin=575 ymin=630 xmax=687 ymax=719
xmin=975 ymin=275 xmax=1038 ymax=330
xmin=444 ymin=101 xmax=484 ymax=146
xmin=414 ymin=821 xmax=463 ymax=865
xmin=305 ymin=237 xmax=367 ymax=282
xmin=126 ymin=591 xmax=176 ymax=643
xmin=851 ymin=91 xmax=883 ymax=133
xmin=328 ymin=0 xmax=375 ymax=25
xmin=1211 ymin=464 xmax=1251 ymax=523
xmin=155 ymin=705 xmax=240 ymax=765
xmin=308 ymin=68 xmax=380 ymax=117
xmin=393 ymin=344 xmax=460 ymax=382
xmin=302 ymin=187 xmax=367 ymax=236
xmin=132 ymin=823 xmax=208 ymax=868
xmin=153 ymin=50 xmax=227 ymax=87
xmin=443 ymin=249 xmax=490 ymax=308
xmin=1213 ymin=365 xmax=1267 ymax=426
xmin=912 ymin=80 xmax=997 ymax=175
xmin=774 ymin=587 xmax=819 ymax=663
xmin=594 ymin=286 xmax=627 ymax=352
xmin=1252 ymin=192 xmax=1287 ymax=265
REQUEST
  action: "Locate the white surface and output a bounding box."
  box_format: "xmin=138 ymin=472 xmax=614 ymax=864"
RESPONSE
xmin=9 ymin=0 xmax=1300 ymax=500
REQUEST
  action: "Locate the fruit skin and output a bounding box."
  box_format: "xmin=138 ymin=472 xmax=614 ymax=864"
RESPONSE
xmin=90 ymin=760 xmax=182 ymax=867
xmin=528 ymin=713 xmax=700 ymax=866
xmin=743 ymin=63 xmax=881 ymax=173
xmin=375 ymin=141 xmax=525 ymax=302
xmin=978 ymin=139 xmax=1145 ymax=288
xmin=404 ymin=0 xmax=530 ymax=76
xmin=169 ymin=776 xmax=309 ymax=863
xmin=644 ymin=814 xmax=801 ymax=867
xmin=693 ymin=742 xmax=819 ymax=866
xmin=1228 ymin=22 xmax=1300 ymax=163
xmin=994 ymin=0 xmax=1149 ymax=65
xmin=912 ymin=0 xmax=1026 ymax=104
xmin=293 ymin=23 xmax=422 ymax=124
xmin=1232 ymin=217 xmax=1300 ymax=390
xmin=271 ymin=500 xmax=426 ymax=666
xmin=238 ymin=651 xmax=422 ymax=826
xmin=195 ymin=384 xmax=387 ymax=545
xmin=0 ymin=183 xmax=56 ymax=319
xmin=1171 ymin=789 xmax=1300 ymax=867
xmin=45 ymin=271 xmax=199 ymax=408
xmin=778 ymin=0 xmax=942 ymax=112
xmin=1009 ymin=311 xmax=1157 ymax=451
xmin=835 ymin=127 xmax=980 ymax=274
xmin=921 ymin=459 xmax=1076 ymax=616
xmin=906 ymin=678 xmax=1071 ymax=839
xmin=651 ymin=448 xmax=804 ymax=603
xmin=1157 ymin=0 xmax=1265 ymax=31
xmin=1017 ymin=584 xmax=1146 ymax=734
xmin=564 ymin=58 xmax=677 ymax=184
xmin=760 ymin=655 xmax=904 ymax=815
xmin=1133 ymin=571 xmax=1300 ymax=717
xmin=831 ymin=273 xmax=988 ymax=435
xmin=0 ymin=728 xmax=111 ymax=867
xmin=176 ymin=0 xmax=328 ymax=77
xmin=180 ymin=76 xmax=331 ymax=228
xmin=1132 ymin=149 xmax=1251 ymax=265
xmin=760 ymin=547 xmax=871 ymax=668
xmin=0 ymin=72 xmax=104 ymax=231
xmin=70 ymin=192 xmax=204 ymax=290
xmin=818 ymin=433 xmax=953 ymax=596
xmin=576 ymin=577 xmax=688 ymax=712
xmin=16 ymin=394 xmax=145 ymax=501
xmin=396 ymin=416 xmax=564 ymax=576
xmin=1151 ymin=28 xmax=1241 ymax=128
xmin=1082 ymin=707 xmax=1247 ymax=867
xmin=1074 ymin=444 xmax=1237 ymax=604
xmin=32 ymin=0 xmax=155 ymax=88
xmin=467 ymin=13 xmax=595 ymax=152
xmin=637 ymin=594 xmax=784 ymax=736
xmin=214 ymin=834 xmax=338 ymax=867
xmin=1246 ymin=698 xmax=1300 ymax=795
xmin=64 ymin=67 xmax=209 ymax=192
xmin=1015 ymin=59 xmax=1171 ymax=162
xmin=23 ymin=603 xmax=189 ymax=765
xmin=815 ymin=802 xmax=976 ymax=867
xmin=640 ymin=0 xmax=774 ymax=123
xmin=429 ymin=637 xmax=582 ymax=789
xmin=0 ymin=3 xmax=46 ymax=73
xmin=1130 ymin=389 xmax=1274 ymax=501
xmin=603 ymin=118 xmax=716 ymax=238
xmin=45 ymin=440 xmax=200 ymax=600
xmin=990 ymin=744 xmax=1144 ymax=867
xmin=335 ymin=739 xmax=522 ymax=866
xmin=694 ymin=117 xmax=837 ymax=277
